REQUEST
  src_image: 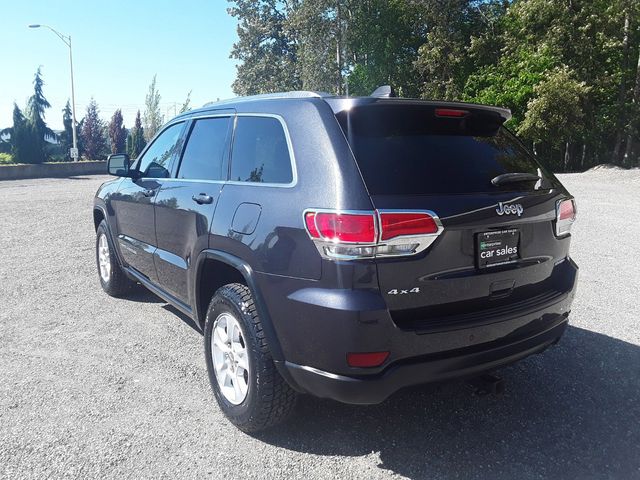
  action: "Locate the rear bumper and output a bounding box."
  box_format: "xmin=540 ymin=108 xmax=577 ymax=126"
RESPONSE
xmin=260 ymin=256 xmax=577 ymax=403
xmin=283 ymin=313 xmax=568 ymax=404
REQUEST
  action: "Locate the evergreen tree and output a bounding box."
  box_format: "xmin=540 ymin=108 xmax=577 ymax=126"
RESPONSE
xmin=25 ymin=67 xmax=54 ymax=163
xmin=108 ymin=109 xmax=127 ymax=154
xmin=80 ymin=99 xmax=108 ymax=160
xmin=60 ymin=101 xmax=74 ymax=161
xmin=143 ymin=75 xmax=163 ymax=141
xmin=1 ymin=104 xmax=37 ymax=163
xmin=127 ymin=110 xmax=146 ymax=159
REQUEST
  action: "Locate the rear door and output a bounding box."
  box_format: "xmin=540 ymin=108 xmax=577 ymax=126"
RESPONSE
xmin=112 ymin=122 xmax=186 ymax=282
xmin=153 ymin=115 xmax=232 ymax=304
xmin=334 ymin=102 xmax=572 ymax=331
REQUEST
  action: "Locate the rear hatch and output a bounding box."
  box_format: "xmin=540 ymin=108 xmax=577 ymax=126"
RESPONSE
xmin=331 ymin=99 xmax=575 ymax=332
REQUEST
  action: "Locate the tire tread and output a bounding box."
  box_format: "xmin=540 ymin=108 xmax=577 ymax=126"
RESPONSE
xmin=206 ymin=283 xmax=297 ymax=432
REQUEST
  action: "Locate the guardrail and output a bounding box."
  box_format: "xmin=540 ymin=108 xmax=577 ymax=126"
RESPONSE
xmin=0 ymin=161 xmax=107 ymax=180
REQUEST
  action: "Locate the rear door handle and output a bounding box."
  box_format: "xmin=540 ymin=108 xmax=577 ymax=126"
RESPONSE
xmin=192 ymin=193 xmax=214 ymax=205
xmin=142 ymin=188 xmax=156 ymax=197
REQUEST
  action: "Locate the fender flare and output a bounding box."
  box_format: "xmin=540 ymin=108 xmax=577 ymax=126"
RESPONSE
xmin=93 ymin=203 xmax=125 ymax=268
xmin=193 ymin=250 xmax=286 ymax=363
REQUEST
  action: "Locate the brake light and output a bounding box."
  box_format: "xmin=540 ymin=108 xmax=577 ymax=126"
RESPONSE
xmin=304 ymin=209 xmax=443 ymax=260
xmin=347 ymin=351 xmax=389 ymax=368
xmin=314 ymin=212 xmax=376 ymax=243
xmin=556 ymin=199 xmax=577 ymax=237
xmin=435 ymin=108 xmax=469 ymax=118
xmin=379 ymin=212 xmax=439 ymax=240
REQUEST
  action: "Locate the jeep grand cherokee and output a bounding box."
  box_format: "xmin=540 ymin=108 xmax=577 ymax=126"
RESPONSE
xmin=94 ymin=89 xmax=578 ymax=432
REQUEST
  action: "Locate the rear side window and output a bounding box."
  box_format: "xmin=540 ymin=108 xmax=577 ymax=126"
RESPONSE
xmin=178 ymin=117 xmax=231 ymax=181
xmin=335 ymin=104 xmax=552 ymax=195
xmin=230 ymin=116 xmax=293 ymax=184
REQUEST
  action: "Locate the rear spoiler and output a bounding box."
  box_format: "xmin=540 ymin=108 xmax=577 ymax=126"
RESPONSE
xmin=326 ymin=97 xmax=512 ymax=124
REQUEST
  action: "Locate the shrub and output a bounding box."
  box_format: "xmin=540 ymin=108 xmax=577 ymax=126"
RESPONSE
xmin=0 ymin=153 xmax=14 ymax=165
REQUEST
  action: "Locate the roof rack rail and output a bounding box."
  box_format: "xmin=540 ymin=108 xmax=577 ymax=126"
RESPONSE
xmin=203 ymin=91 xmax=332 ymax=108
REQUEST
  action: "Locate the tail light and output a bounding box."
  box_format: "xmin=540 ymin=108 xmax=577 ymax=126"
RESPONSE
xmin=313 ymin=212 xmax=376 ymax=243
xmin=379 ymin=212 xmax=439 ymax=240
xmin=555 ymin=198 xmax=577 ymax=237
xmin=304 ymin=209 xmax=443 ymax=260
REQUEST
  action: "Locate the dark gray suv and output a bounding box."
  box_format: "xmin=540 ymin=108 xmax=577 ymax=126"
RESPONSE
xmin=94 ymin=89 xmax=578 ymax=432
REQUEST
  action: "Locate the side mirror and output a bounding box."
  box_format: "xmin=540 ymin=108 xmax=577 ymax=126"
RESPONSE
xmin=107 ymin=153 xmax=131 ymax=177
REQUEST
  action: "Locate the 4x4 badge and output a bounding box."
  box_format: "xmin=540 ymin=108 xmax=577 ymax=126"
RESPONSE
xmin=496 ymin=202 xmax=524 ymax=217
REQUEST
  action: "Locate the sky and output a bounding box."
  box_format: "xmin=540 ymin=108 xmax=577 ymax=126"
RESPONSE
xmin=0 ymin=0 xmax=239 ymax=130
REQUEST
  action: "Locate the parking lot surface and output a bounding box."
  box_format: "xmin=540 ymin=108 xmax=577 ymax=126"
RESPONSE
xmin=1 ymin=170 xmax=639 ymax=479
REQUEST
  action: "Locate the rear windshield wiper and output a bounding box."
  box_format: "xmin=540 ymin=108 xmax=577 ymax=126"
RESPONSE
xmin=491 ymin=172 xmax=542 ymax=186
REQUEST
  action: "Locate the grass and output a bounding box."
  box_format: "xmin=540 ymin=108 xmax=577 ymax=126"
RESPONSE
xmin=0 ymin=153 xmax=14 ymax=165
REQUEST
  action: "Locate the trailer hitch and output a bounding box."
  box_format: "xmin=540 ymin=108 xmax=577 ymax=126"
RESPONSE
xmin=467 ymin=373 xmax=505 ymax=396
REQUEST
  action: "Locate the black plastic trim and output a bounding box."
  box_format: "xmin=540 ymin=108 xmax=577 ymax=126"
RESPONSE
xmin=125 ymin=266 xmax=193 ymax=319
xmin=192 ymin=249 xmax=303 ymax=391
xmin=285 ymin=314 xmax=568 ymax=404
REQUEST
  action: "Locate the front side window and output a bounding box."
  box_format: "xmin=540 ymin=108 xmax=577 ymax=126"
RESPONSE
xmin=178 ymin=117 xmax=231 ymax=181
xmin=230 ymin=116 xmax=293 ymax=184
xmin=137 ymin=123 xmax=184 ymax=178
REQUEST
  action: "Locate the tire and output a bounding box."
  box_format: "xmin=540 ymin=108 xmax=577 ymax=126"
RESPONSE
xmin=204 ymin=283 xmax=297 ymax=432
xmin=95 ymin=220 xmax=136 ymax=297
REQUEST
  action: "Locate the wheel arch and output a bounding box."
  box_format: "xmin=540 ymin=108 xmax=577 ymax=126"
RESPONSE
xmin=193 ymin=250 xmax=286 ymax=365
xmin=93 ymin=205 xmax=107 ymax=231
xmin=93 ymin=203 xmax=128 ymax=271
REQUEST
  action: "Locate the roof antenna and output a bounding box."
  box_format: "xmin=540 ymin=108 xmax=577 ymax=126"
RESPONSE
xmin=370 ymin=85 xmax=395 ymax=98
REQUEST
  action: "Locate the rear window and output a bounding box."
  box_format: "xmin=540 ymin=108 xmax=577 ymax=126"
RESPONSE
xmin=335 ymin=104 xmax=551 ymax=195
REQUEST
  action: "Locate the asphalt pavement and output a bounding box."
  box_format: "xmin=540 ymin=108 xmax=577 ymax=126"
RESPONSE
xmin=0 ymin=169 xmax=638 ymax=479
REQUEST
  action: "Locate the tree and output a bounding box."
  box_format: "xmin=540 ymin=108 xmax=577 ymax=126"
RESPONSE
xmin=412 ymin=0 xmax=490 ymax=100
xmin=180 ymin=91 xmax=192 ymax=113
xmin=228 ymin=0 xmax=640 ymax=169
xmin=81 ymin=99 xmax=108 ymax=160
xmin=108 ymin=109 xmax=127 ymax=154
xmin=344 ymin=0 xmax=425 ymax=97
xmin=59 ymin=101 xmax=74 ymax=161
xmin=623 ymin=46 xmax=640 ymax=165
xmin=288 ymin=0 xmax=344 ymax=93
xmin=143 ymin=75 xmax=163 ymax=141
xmin=127 ymin=110 xmax=146 ymax=159
xmin=25 ymin=67 xmax=54 ymax=163
xmin=1 ymin=104 xmax=37 ymax=164
xmin=518 ymin=66 xmax=590 ymax=170
xmin=228 ymin=0 xmax=302 ymax=95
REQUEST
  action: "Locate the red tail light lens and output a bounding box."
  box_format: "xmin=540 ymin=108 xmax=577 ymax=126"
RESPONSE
xmin=556 ymin=199 xmax=577 ymax=237
xmin=435 ymin=108 xmax=469 ymax=118
xmin=347 ymin=351 xmax=389 ymax=368
xmin=314 ymin=212 xmax=376 ymax=243
xmin=304 ymin=212 xmax=320 ymax=238
xmin=558 ymin=199 xmax=575 ymax=221
xmin=379 ymin=212 xmax=439 ymax=241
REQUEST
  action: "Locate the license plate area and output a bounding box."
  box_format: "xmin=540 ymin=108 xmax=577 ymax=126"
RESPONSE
xmin=476 ymin=228 xmax=520 ymax=268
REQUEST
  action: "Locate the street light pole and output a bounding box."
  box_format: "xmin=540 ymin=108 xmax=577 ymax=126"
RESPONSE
xmin=29 ymin=24 xmax=79 ymax=161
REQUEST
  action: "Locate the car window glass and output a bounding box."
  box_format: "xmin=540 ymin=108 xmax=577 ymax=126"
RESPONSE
xmin=137 ymin=123 xmax=184 ymax=178
xmin=230 ymin=117 xmax=293 ymax=184
xmin=335 ymin=105 xmax=551 ymax=195
xmin=178 ymin=117 xmax=230 ymax=181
